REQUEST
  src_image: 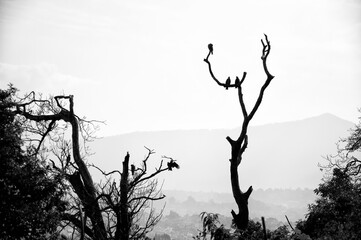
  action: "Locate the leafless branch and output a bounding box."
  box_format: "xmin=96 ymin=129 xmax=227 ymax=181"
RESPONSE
xmin=90 ymin=163 xmax=122 ymax=177
xmin=285 ymin=215 xmax=295 ymax=231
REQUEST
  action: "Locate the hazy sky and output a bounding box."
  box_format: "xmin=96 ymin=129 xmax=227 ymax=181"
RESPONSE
xmin=1 ymin=0 xmax=360 ymax=136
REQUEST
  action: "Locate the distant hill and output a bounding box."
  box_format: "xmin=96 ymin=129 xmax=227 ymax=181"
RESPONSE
xmin=88 ymin=113 xmax=354 ymax=192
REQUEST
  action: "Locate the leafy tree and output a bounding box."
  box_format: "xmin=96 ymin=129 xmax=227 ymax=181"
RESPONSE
xmin=322 ymin=110 xmax=361 ymax=182
xmin=192 ymin=211 xmax=314 ymax=240
xmin=297 ymin=168 xmax=361 ymax=239
xmin=193 ymin=212 xmax=232 ymax=240
xmin=236 ymin=220 xmax=265 ymax=240
xmin=193 ymin=212 xmax=275 ymax=240
xmin=0 ymin=85 xmax=66 ymax=239
xmin=297 ymin=113 xmax=361 ymax=239
xmin=269 ymin=225 xmax=289 ymax=240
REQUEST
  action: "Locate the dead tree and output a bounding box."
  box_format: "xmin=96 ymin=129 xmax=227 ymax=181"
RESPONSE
xmin=204 ymin=35 xmax=274 ymax=230
xmin=96 ymin=149 xmax=179 ymax=240
xmin=8 ymin=90 xmax=179 ymax=239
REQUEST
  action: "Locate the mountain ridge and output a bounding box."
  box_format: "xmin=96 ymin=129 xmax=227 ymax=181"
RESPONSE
xmin=102 ymin=113 xmax=353 ymax=137
xmin=89 ymin=113 xmax=354 ymax=192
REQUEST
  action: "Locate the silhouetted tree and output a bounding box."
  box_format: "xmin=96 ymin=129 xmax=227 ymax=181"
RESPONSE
xmin=297 ymin=168 xmax=361 ymax=239
xmin=203 ymin=35 xmax=274 ymax=230
xmin=4 ymin=86 xmax=178 ymax=240
xmin=0 ymin=86 xmax=66 ymax=239
xmin=297 ymin=114 xmax=361 ymax=239
xmin=321 ymin=110 xmax=361 ymax=182
xmin=193 ymin=212 xmax=279 ymax=240
xmin=193 ymin=212 xmax=231 ymax=240
xmin=96 ymin=149 xmax=178 ymax=240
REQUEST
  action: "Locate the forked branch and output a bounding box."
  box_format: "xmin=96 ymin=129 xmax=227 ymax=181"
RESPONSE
xmin=204 ymin=34 xmax=275 ymax=230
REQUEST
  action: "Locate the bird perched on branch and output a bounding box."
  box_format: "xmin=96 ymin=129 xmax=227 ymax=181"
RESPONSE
xmin=131 ymin=164 xmax=136 ymax=176
xmin=225 ymin=77 xmax=231 ymax=90
xmin=208 ymin=43 xmax=213 ymax=55
xmin=235 ymin=76 xmax=240 ymax=88
xmin=167 ymin=160 xmax=180 ymax=171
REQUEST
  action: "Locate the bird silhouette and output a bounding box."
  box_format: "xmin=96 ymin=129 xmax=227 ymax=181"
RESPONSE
xmin=167 ymin=160 xmax=180 ymax=171
xmin=225 ymin=77 xmax=231 ymax=90
xmin=235 ymin=76 xmax=240 ymax=88
xmin=131 ymin=164 xmax=135 ymax=175
xmin=208 ymin=43 xmax=213 ymax=55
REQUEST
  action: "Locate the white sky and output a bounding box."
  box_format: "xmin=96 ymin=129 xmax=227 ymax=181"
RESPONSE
xmin=1 ymin=0 xmax=360 ymax=136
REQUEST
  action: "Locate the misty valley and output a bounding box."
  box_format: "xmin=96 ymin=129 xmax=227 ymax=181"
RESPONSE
xmin=149 ymin=188 xmax=316 ymax=239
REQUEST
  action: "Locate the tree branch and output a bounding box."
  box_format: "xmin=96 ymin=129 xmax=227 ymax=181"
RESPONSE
xmin=90 ymin=163 xmax=122 ymax=177
xmin=248 ymin=34 xmax=274 ymax=121
xmin=204 ymin=52 xmax=247 ymax=90
xmin=62 ymin=213 xmax=94 ymax=238
xmin=238 ymin=78 xmax=248 ymax=118
xmin=129 ymin=194 xmax=166 ymax=205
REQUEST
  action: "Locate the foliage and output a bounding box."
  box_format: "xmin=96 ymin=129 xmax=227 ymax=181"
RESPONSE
xmin=269 ymin=225 xmax=289 ymax=240
xmin=191 ymin=211 xmax=314 ymax=240
xmin=0 ymin=85 xmax=66 ymax=239
xmin=236 ymin=220 xmax=265 ymax=240
xmin=322 ymin=110 xmax=361 ymax=182
xmin=296 ymin=168 xmax=361 ymax=239
xmin=193 ymin=212 xmax=231 ymax=240
xmin=297 ymin=113 xmax=361 ymax=239
xmin=193 ymin=212 xmax=275 ymax=240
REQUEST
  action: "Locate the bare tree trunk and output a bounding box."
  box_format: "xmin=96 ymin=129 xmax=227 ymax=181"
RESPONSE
xmin=67 ymin=96 xmax=107 ymax=240
xmin=204 ymin=35 xmax=274 ymax=230
xmin=14 ymin=95 xmax=108 ymax=239
xmin=116 ymin=153 xmax=130 ymax=240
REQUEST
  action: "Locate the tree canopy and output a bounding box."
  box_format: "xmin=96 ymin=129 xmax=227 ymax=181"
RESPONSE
xmin=0 ymin=86 xmax=66 ymax=239
xmin=297 ymin=113 xmax=361 ymax=239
